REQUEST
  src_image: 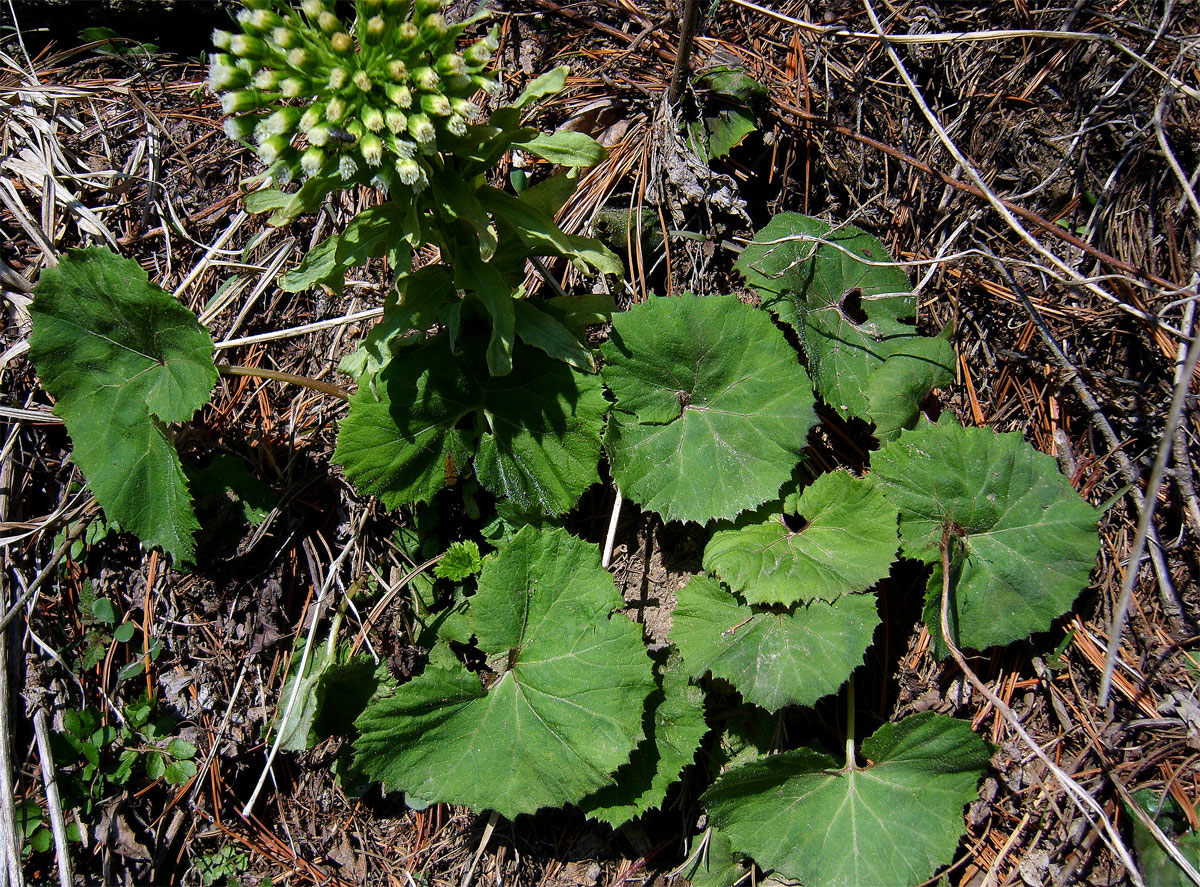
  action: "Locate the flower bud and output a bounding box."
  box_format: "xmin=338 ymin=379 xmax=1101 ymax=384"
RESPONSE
xmin=360 ymin=132 xmax=384 ymax=165
xmin=287 ymin=47 xmax=311 ymax=68
xmin=395 ymin=157 xmax=423 ymax=185
xmin=208 ymin=54 xmax=249 ymax=90
xmin=212 ymin=29 xmax=233 ymax=50
xmin=397 ymin=21 xmax=419 ymax=42
xmin=441 ymin=74 xmax=473 ymax=95
xmin=229 ymin=34 xmax=267 ymax=59
xmin=385 ymin=83 xmax=413 ymax=108
xmin=317 ymin=10 xmax=340 ymax=33
xmin=472 ymin=73 xmax=501 ymax=95
xmin=412 ymin=66 xmax=439 ymax=92
xmin=463 ymin=38 xmax=495 ymax=68
xmin=326 ymin=95 xmax=347 ymax=121
xmin=221 ymin=90 xmax=265 ymax=114
xmin=253 ymin=68 xmax=282 ymax=90
xmin=271 ymin=26 xmax=297 ymax=49
xmin=415 ymin=0 xmax=443 ymax=15
xmin=300 ymin=0 xmax=325 ymax=17
xmin=387 ymin=59 xmax=408 ymax=82
xmin=353 ymin=70 xmax=374 ymax=92
xmin=384 ymin=108 xmax=408 ymax=133
xmin=445 ymin=114 xmax=467 ymax=136
xmin=362 ymin=105 xmax=386 ymax=131
xmin=419 ymin=13 xmax=448 ymax=39
xmin=364 ymin=15 xmax=387 ymax=42
xmin=258 ymin=134 xmax=292 ymax=164
xmin=300 ymin=104 xmax=323 ymax=131
xmin=338 ymin=154 xmax=359 ymax=180
xmin=449 ymin=98 xmax=478 ymax=119
xmin=420 ymin=93 xmax=451 ymax=117
xmin=240 ymin=8 xmax=283 ymax=33
xmin=331 ymin=32 xmax=354 ymax=53
xmin=264 ymin=106 xmax=300 ymax=136
xmin=280 ymin=77 xmax=307 ymax=97
xmin=407 ymin=113 xmax=435 ymax=144
xmin=223 ymin=114 xmax=260 ymax=141
xmin=435 ymin=53 xmax=465 ymax=77
xmin=328 ymin=67 xmax=349 ymax=90
xmin=270 ymin=159 xmax=295 ymax=185
xmin=301 ymin=146 xmax=326 ymax=177
xmin=308 ymin=123 xmax=332 ymax=146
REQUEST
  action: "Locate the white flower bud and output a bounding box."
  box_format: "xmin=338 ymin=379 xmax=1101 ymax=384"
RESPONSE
xmin=413 ymin=66 xmax=439 ymax=92
xmin=385 ymin=83 xmax=412 ymax=108
xmin=280 ymin=77 xmax=307 ymax=97
xmin=301 ymin=146 xmax=326 ymax=177
xmin=212 ymin=29 xmax=233 ymax=50
xmin=331 ymin=32 xmax=353 ymax=53
xmin=420 ymin=93 xmax=451 ymax=117
xmin=363 ymin=105 xmax=386 ymax=131
xmin=328 ymin=67 xmax=349 ymax=90
xmin=338 ymin=154 xmax=358 ymax=179
xmin=317 ymin=10 xmax=340 ymax=33
xmin=407 ymin=113 xmax=435 ymax=144
xmin=360 ymin=133 xmax=383 ymax=166
xmin=353 ymin=70 xmax=374 ymax=92
xmin=384 ymin=108 xmax=407 ymax=133
xmin=395 ymin=157 xmax=422 ymax=184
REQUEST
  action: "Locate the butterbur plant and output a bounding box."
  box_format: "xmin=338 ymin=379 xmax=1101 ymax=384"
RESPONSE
xmin=24 ymin=0 xmax=1111 ymax=883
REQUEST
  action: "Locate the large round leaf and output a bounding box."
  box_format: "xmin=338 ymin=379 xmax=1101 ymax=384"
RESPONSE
xmin=704 ymin=470 xmax=898 ymax=605
xmin=703 ymin=713 xmax=991 ymax=887
xmin=335 ymin=335 xmax=606 ymax=514
xmin=735 ymin=213 xmax=953 ymax=430
xmin=601 ymin=295 xmax=817 ymax=523
xmin=354 ymin=527 xmax=654 ymax=818
xmin=672 ymin=575 xmax=878 ymax=711
xmin=871 ymin=421 xmax=1100 ymax=651
xmin=29 ymin=247 xmax=217 ymax=564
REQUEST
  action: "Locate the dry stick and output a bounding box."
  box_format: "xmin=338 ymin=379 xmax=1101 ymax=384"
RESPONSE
xmin=983 ymin=252 xmax=1181 ymax=626
xmin=601 ymin=488 xmax=623 ymax=569
xmin=242 ymin=516 xmax=364 ymax=817
xmin=31 ymin=710 xmax=72 ymax=887
xmin=935 ymin=530 xmax=1150 ymax=887
xmin=864 ymin=0 xmax=1190 ymax=332
xmin=667 ymin=0 xmax=700 ymax=104
xmin=460 ymin=810 xmax=499 ymax=887
xmin=216 ymin=364 xmax=350 ymax=402
xmin=214 ymin=306 xmax=384 ymax=351
xmin=1099 ymin=299 xmax=1200 ymax=705
xmin=0 ymin=456 xmax=23 ymax=887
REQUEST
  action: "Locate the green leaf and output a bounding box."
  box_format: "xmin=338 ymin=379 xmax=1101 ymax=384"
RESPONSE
xmin=672 ymin=575 xmax=879 ymax=711
xmin=578 ymin=650 xmax=708 ymax=826
xmin=736 ymin=214 xmax=952 ymax=427
xmin=167 ymin=737 xmax=197 ymax=760
xmin=703 ymin=713 xmax=990 ymax=887
xmin=354 ymin=526 xmax=655 ymax=818
xmin=601 ymin=295 xmax=817 ymax=523
xmin=432 ymin=172 xmax=498 ymax=262
xmin=514 ymin=67 xmax=568 ymax=108
xmin=338 ymin=265 xmax=456 ymax=380
xmin=91 ymin=598 xmax=118 ymax=624
xmin=478 ymin=188 xmax=622 ymax=276
xmin=864 ymin=332 xmax=956 ymax=442
xmin=275 ymin=639 xmax=378 ymax=751
xmin=29 ymin=247 xmax=217 ymax=564
xmin=704 ymin=470 xmax=898 ymax=605
xmin=448 ymin=238 xmax=515 ymax=376
xmin=1129 ymin=789 xmax=1200 ymax=887
xmin=513 ymin=299 xmax=596 ymax=372
xmin=435 ymin=540 xmax=483 ymax=581
xmin=279 ymin=204 xmax=412 ymax=295
xmin=872 ymin=422 xmax=1100 ymax=652
xmin=335 ymin=335 xmax=606 ymax=515
xmin=113 ymin=622 xmax=136 ymax=644
xmin=164 ymin=759 xmax=197 ymax=786
xmin=144 ymin=751 xmax=166 ymax=780
xmin=516 ymin=131 xmax=607 ymax=167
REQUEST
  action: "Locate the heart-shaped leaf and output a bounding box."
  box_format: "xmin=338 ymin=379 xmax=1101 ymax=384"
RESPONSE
xmin=704 ymin=713 xmax=990 ymax=887
xmin=871 ymin=421 xmax=1100 ymax=652
xmin=29 ymin=247 xmax=217 ymax=564
xmin=672 ymin=575 xmax=879 ymax=711
xmin=704 ymin=470 xmax=898 ymax=605
xmin=601 ymin=295 xmax=817 ymax=523
xmin=354 ymin=527 xmax=654 ymax=818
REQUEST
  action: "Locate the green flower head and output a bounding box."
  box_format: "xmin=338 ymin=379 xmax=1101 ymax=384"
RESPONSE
xmin=210 ymin=0 xmax=498 ymax=191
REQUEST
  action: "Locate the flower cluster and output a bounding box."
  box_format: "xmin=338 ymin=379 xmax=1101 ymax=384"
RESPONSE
xmin=210 ymin=0 xmax=499 ymax=190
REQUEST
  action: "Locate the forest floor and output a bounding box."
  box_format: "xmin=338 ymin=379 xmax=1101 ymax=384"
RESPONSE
xmin=2 ymin=0 xmax=1200 ymax=885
